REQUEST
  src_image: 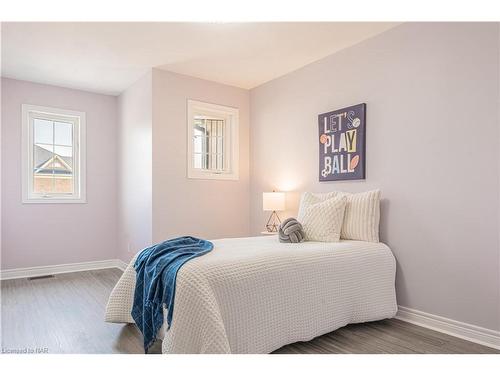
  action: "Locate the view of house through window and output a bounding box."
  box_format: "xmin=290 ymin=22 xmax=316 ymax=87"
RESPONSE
xmin=22 ymin=104 xmax=86 ymax=203
xmin=193 ymin=117 xmax=225 ymax=171
xmin=33 ymin=118 xmax=74 ymax=194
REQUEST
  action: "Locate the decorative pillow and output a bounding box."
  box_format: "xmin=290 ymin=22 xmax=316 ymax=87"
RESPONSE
xmin=296 ymin=191 xmax=337 ymax=219
xmin=340 ymin=190 xmax=380 ymax=242
xmin=297 ymin=189 xmax=381 ymax=242
xmin=278 ymin=217 xmax=305 ymax=243
xmin=298 ymin=194 xmax=347 ymax=242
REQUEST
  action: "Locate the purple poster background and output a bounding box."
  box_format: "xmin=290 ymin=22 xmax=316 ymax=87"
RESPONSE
xmin=318 ymin=103 xmax=366 ymax=181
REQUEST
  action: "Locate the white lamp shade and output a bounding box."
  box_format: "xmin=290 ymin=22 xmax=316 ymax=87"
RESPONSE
xmin=262 ymin=192 xmax=285 ymax=211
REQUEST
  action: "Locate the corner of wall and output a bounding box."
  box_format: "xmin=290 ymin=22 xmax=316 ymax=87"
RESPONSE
xmin=116 ymin=71 xmax=153 ymax=263
xmin=497 ymin=21 xmax=500 ymax=331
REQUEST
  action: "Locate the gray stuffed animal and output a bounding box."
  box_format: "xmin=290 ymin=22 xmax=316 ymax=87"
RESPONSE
xmin=278 ymin=217 xmax=305 ymax=243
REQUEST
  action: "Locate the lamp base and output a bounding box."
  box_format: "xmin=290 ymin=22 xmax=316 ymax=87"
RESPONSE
xmin=265 ymin=211 xmax=281 ymax=232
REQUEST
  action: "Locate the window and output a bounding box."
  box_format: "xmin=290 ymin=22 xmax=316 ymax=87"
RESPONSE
xmin=22 ymin=104 xmax=86 ymax=203
xmin=187 ymin=100 xmax=239 ymax=180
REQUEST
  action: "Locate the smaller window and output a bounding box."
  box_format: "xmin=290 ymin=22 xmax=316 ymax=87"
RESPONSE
xmin=22 ymin=104 xmax=86 ymax=203
xmin=187 ymin=100 xmax=239 ymax=180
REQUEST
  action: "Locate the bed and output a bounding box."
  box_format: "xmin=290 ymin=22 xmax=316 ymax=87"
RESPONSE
xmin=105 ymin=235 xmax=397 ymax=354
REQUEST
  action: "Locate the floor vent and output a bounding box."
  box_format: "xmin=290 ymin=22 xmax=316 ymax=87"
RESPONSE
xmin=27 ymin=275 xmax=55 ymax=280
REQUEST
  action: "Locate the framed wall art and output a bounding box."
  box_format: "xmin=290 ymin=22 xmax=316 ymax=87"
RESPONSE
xmin=318 ymin=103 xmax=366 ymax=181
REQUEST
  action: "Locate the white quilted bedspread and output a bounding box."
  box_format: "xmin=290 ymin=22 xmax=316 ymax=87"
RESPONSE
xmin=105 ymin=236 xmax=397 ymax=354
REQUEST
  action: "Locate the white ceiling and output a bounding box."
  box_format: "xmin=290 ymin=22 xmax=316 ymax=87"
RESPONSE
xmin=1 ymin=22 xmax=398 ymax=95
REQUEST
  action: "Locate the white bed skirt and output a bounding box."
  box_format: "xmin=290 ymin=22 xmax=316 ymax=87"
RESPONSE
xmin=105 ymin=236 xmax=397 ymax=354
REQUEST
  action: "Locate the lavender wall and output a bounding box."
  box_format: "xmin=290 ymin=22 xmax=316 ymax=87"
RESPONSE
xmin=151 ymin=69 xmax=250 ymax=245
xmin=117 ymin=72 xmax=153 ymax=263
xmin=1 ymin=78 xmax=118 ymax=268
xmin=249 ymin=23 xmax=500 ymax=331
xmin=0 ymin=78 xmax=3 ymax=267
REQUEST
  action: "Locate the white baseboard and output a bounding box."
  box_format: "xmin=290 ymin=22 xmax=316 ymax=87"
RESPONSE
xmin=396 ymin=305 xmax=500 ymax=350
xmin=114 ymin=259 xmax=128 ymax=271
xmin=0 ymin=259 xmax=127 ymax=280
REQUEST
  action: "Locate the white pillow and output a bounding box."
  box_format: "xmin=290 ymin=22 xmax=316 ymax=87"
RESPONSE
xmin=297 ymin=190 xmax=381 ymax=242
xmin=340 ymin=190 xmax=380 ymax=242
xmin=297 ymin=191 xmax=337 ymax=220
xmin=298 ymin=193 xmax=347 ymax=242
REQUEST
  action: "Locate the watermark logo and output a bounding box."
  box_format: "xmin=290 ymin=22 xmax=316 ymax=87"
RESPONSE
xmin=2 ymin=347 xmax=49 ymax=354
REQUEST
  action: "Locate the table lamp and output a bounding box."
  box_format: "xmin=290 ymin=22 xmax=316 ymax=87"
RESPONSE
xmin=262 ymin=191 xmax=285 ymax=232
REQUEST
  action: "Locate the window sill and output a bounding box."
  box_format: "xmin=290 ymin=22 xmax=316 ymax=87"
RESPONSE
xmin=22 ymin=197 xmax=87 ymax=204
xmin=187 ymin=170 xmax=239 ymax=181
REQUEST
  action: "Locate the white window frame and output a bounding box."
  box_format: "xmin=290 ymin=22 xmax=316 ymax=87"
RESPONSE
xmin=187 ymin=99 xmax=239 ymax=180
xmin=21 ymin=104 xmax=87 ymax=204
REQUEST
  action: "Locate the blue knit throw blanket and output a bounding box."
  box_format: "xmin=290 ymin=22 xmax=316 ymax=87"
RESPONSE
xmin=132 ymin=236 xmax=214 ymax=353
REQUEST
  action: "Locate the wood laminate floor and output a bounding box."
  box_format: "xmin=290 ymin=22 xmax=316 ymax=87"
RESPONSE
xmin=1 ymin=269 xmax=498 ymax=354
